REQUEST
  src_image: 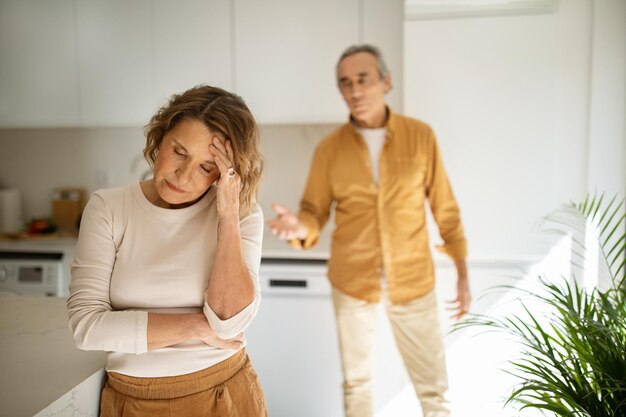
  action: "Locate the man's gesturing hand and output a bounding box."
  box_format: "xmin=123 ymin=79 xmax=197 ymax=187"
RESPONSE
xmin=267 ymin=203 xmax=308 ymax=241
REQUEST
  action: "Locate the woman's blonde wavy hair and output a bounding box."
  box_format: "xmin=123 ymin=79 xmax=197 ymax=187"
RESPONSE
xmin=144 ymin=85 xmax=263 ymax=216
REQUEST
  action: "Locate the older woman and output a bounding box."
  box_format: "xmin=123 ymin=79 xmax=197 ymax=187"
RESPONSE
xmin=67 ymin=85 xmax=266 ymax=416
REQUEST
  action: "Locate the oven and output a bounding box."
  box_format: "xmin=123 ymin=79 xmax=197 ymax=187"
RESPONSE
xmin=0 ymin=251 xmax=69 ymax=297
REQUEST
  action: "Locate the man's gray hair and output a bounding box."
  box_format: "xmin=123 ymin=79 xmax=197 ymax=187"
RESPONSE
xmin=336 ymin=44 xmax=390 ymax=80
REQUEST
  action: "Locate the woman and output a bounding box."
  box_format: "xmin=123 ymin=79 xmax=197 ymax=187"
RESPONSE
xmin=67 ymin=85 xmax=267 ymax=416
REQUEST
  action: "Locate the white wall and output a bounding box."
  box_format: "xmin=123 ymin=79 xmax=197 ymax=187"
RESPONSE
xmin=404 ymin=0 xmax=626 ymax=260
xmin=256 ymin=124 xmax=338 ymax=256
xmin=587 ymin=0 xmax=626 ymax=197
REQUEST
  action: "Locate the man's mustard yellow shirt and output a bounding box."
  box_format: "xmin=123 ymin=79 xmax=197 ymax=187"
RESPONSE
xmin=291 ymin=110 xmax=467 ymax=304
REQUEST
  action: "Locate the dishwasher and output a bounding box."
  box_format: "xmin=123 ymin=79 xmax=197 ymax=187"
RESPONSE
xmin=245 ymin=258 xmax=411 ymax=417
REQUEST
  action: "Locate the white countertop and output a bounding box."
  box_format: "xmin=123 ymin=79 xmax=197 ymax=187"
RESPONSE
xmin=0 ymin=237 xmax=78 ymax=253
xmin=0 ymin=235 xmax=330 ymax=261
xmin=0 ymin=296 xmax=105 ymax=417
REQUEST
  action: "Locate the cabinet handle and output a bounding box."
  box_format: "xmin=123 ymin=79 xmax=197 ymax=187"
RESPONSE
xmin=268 ymin=279 xmax=307 ymax=288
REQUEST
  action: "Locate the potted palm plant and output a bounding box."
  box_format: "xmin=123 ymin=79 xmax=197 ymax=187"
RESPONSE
xmin=453 ymin=194 xmax=625 ymax=416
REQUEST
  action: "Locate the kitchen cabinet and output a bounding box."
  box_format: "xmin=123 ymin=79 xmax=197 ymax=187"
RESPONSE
xmin=153 ymin=0 xmax=232 ymax=105
xmin=234 ymin=0 xmax=403 ymax=123
xmin=0 ymin=0 xmax=402 ymax=127
xmin=77 ymin=0 xmax=232 ymax=127
xmin=234 ymin=0 xmax=359 ymax=124
xmin=0 ymin=0 xmax=232 ymax=128
xmin=363 ymin=0 xmax=403 ymax=112
xmin=0 ymin=0 xmax=80 ymax=127
xmin=75 ymin=0 xmax=154 ymax=126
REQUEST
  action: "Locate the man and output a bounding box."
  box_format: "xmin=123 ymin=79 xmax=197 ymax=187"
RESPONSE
xmin=268 ymin=44 xmax=470 ymax=417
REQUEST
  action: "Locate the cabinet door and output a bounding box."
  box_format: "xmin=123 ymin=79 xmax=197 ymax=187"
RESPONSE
xmin=75 ymin=0 xmax=154 ymax=126
xmin=153 ymin=0 xmax=232 ymax=105
xmin=363 ymin=0 xmax=403 ymax=112
xmin=234 ymin=0 xmax=359 ymax=124
xmin=0 ymin=0 xmax=80 ymax=127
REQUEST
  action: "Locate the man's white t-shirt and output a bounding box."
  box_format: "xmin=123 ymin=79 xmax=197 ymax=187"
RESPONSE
xmin=358 ymin=127 xmax=386 ymax=185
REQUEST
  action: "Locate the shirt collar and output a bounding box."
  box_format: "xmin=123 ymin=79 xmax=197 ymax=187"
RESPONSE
xmin=348 ymin=106 xmax=397 ymax=141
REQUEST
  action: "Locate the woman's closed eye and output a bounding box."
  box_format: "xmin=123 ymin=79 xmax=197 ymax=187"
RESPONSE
xmin=201 ymin=163 xmax=216 ymax=174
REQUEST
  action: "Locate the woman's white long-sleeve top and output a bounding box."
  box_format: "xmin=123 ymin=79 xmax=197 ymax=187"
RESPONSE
xmin=66 ymin=182 xmax=263 ymax=377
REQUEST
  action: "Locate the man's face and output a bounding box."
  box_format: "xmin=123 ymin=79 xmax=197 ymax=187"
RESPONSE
xmin=337 ymin=52 xmax=391 ymax=128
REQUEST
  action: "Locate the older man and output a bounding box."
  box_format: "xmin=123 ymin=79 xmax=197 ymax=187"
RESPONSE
xmin=268 ymin=44 xmax=470 ymax=417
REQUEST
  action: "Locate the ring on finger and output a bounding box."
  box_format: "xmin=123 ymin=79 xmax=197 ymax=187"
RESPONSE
xmin=227 ymin=167 xmax=236 ymax=178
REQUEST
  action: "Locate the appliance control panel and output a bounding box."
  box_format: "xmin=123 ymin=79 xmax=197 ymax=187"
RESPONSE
xmin=0 ymin=251 xmax=67 ymax=297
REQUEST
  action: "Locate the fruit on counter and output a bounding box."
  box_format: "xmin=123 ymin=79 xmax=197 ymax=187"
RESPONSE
xmin=26 ymin=218 xmax=57 ymax=234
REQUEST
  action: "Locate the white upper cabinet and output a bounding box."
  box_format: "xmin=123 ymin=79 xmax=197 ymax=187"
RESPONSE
xmin=75 ymin=0 xmax=154 ymax=126
xmin=0 ymin=0 xmax=402 ymax=127
xmin=152 ymin=0 xmax=232 ymax=107
xmin=363 ymin=0 xmax=403 ymax=112
xmin=0 ymin=0 xmax=80 ymax=127
xmin=75 ymin=0 xmax=232 ymax=127
xmin=233 ymin=0 xmax=359 ymax=124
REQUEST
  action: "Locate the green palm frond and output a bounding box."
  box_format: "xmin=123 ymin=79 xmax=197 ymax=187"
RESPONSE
xmin=452 ymin=193 xmax=626 ymax=416
xmin=544 ymin=194 xmax=626 ymax=289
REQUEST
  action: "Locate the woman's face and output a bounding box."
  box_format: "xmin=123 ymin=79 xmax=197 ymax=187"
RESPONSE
xmin=152 ymin=118 xmax=222 ymax=208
